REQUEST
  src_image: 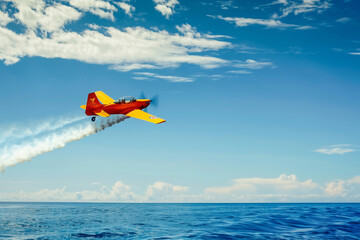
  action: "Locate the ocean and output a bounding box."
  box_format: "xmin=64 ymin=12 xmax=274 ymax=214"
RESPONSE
xmin=1 ymin=203 xmax=360 ymax=239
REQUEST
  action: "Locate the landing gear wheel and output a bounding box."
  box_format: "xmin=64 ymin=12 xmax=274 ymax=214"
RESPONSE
xmin=91 ymin=117 xmax=96 ymax=122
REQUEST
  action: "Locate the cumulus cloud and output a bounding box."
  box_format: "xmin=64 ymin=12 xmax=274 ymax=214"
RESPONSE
xmin=0 ymin=181 xmax=188 ymax=202
xmin=325 ymin=180 xmax=347 ymax=196
xmin=2 ymin=175 xmax=360 ymax=202
xmin=114 ymin=2 xmax=135 ymax=16
xmin=204 ymin=174 xmax=320 ymax=202
xmin=0 ymin=2 xmax=231 ymax=73
xmin=315 ymin=144 xmax=357 ymax=155
xmin=153 ymin=0 xmax=179 ymax=19
xmin=145 ymin=181 xmax=189 ymax=202
xmin=0 ymin=10 xmax=12 ymax=26
xmin=0 ymin=21 xmax=230 ymax=68
xmin=7 ymin=0 xmax=82 ymax=32
xmin=68 ymin=0 xmax=117 ymax=20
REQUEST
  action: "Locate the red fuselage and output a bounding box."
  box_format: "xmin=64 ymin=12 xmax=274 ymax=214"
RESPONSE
xmin=85 ymin=100 xmax=150 ymax=116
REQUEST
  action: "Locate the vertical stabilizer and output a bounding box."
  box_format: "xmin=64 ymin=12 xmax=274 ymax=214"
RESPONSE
xmin=86 ymin=92 xmax=103 ymax=111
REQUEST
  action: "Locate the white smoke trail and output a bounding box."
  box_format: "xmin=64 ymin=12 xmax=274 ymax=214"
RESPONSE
xmin=0 ymin=115 xmax=128 ymax=172
xmin=0 ymin=115 xmax=86 ymax=144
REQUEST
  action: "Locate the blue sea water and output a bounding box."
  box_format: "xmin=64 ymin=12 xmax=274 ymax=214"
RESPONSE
xmin=1 ymin=203 xmax=360 ymax=239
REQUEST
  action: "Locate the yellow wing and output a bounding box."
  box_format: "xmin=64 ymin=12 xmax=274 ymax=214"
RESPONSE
xmin=94 ymin=109 xmax=110 ymax=117
xmin=95 ymin=91 xmax=115 ymax=105
xmin=126 ymin=109 xmax=166 ymax=124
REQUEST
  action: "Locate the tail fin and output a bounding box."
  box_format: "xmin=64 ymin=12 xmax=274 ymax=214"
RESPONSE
xmin=86 ymin=92 xmax=103 ymax=110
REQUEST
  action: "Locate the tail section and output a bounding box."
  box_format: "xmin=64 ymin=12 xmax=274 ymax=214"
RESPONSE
xmin=81 ymin=92 xmax=104 ymax=116
xmin=80 ymin=91 xmax=114 ymax=116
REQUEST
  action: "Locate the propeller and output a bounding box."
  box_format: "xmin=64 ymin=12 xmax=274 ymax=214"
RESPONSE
xmin=139 ymin=92 xmax=159 ymax=110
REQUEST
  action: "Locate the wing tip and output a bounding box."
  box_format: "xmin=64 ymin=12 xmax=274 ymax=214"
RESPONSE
xmin=156 ymin=120 xmax=166 ymax=124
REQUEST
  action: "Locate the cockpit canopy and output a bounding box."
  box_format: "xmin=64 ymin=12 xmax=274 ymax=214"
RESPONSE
xmin=114 ymin=96 xmax=136 ymax=104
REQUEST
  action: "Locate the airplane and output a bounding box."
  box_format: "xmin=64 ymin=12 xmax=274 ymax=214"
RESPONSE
xmin=80 ymin=91 xmax=166 ymax=124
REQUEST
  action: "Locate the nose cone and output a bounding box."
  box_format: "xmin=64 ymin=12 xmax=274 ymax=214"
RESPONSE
xmin=138 ymin=99 xmax=151 ymax=109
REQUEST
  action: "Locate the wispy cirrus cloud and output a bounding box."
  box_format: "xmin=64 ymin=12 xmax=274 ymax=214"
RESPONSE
xmin=349 ymin=49 xmax=360 ymax=56
xmin=233 ymin=59 xmax=275 ymax=69
xmin=227 ymin=70 xmax=251 ymax=74
xmin=315 ymin=144 xmax=357 ymax=155
xmin=209 ymin=15 xmax=312 ymax=30
xmin=209 ymin=15 xmax=297 ymax=28
xmin=336 ymin=17 xmax=351 ymax=23
xmin=271 ymin=0 xmax=331 ymax=18
xmin=134 ymin=72 xmax=194 ymax=82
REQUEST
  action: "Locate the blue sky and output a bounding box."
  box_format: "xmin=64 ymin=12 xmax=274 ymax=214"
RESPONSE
xmin=0 ymin=0 xmax=360 ymax=202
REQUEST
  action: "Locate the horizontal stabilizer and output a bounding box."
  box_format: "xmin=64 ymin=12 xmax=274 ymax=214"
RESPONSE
xmin=94 ymin=109 xmax=110 ymax=117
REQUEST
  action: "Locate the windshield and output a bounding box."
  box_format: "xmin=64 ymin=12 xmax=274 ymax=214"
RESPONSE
xmin=114 ymin=96 xmax=136 ymax=104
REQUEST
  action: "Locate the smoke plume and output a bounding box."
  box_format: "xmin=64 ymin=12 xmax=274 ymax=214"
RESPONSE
xmin=0 ymin=115 xmax=128 ymax=172
xmin=0 ymin=115 xmax=86 ymax=144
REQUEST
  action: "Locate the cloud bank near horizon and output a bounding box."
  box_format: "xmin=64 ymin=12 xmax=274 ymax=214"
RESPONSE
xmin=2 ymin=174 xmax=360 ymax=202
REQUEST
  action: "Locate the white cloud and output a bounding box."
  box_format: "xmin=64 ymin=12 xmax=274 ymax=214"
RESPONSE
xmin=133 ymin=76 xmax=149 ymax=80
xmin=315 ymin=144 xmax=357 ymax=155
xmin=153 ymin=0 xmax=179 ymax=19
xmin=349 ymin=50 xmax=360 ymax=56
xmin=0 ymin=10 xmax=12 ymax=26
xmin=145 ymin=181 xmax=189 ymax=202
xmin=8 ymin=0 xmax=82 ymax=32
xmin=0 ymin=181 xmax=188 ymax=202
xmin=233 ymin=59 xmax=274 ymax=69
xmin=135 ymin=72 xmax=193 ymax=82
xmin=325 ymin=180 xmax=347 ymax=196
xmin=1 ymin=2 xmax=231 ymax=72
xmin=114 ymin=2 xmax=135 ymax=16
xmin=296 ymin=25 xmax=315 ymax=30
xmin=218 ymin=0 xmax=237 ymax=10
xmin=274 ymin=0 xmax=331 ymax=18
xmin=203 ymin=174 xmax=360 ymax=202
xmin=68 ymin=0 xmax=117 ymax=20
xmin=205 ymin=174 xmax=319 ymax=196
xmin=0 ymin=22 xmax=230 ymax=68
xmin=3 ymin=175 xmax=360 ymax=202
xmin=213 ymin=15 xmax=298 ymax=28
xmin=227 ymin=70 xmax=251 ymax=74
xmin=0 ymin=181 xmax=139 ymax=202
xmin=110 ymin=63 xmax=159 ymax=72
xmin=336 ymin=17 xmax=350 ymax=23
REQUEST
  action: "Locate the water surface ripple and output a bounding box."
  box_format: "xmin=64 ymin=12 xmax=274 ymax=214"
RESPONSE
xmin=1 ymin=203 xmax=360 ymax=239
